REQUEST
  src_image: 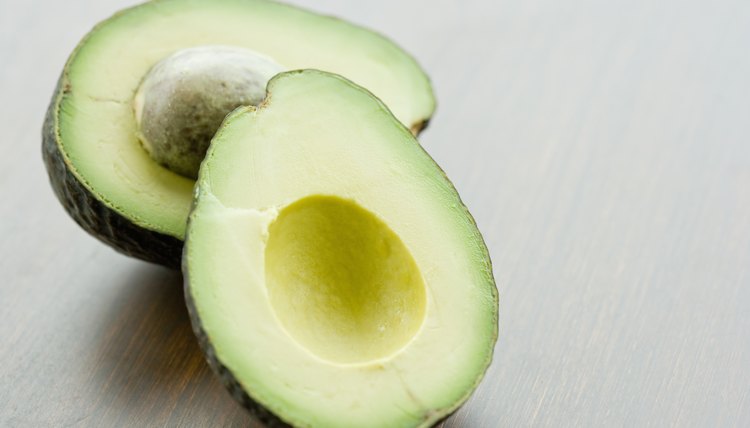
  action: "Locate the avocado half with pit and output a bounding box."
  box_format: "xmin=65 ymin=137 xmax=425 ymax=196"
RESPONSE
xmin=184 ymin=70 xmax=497 ymax=427
xmin=43 ymin=0 xmax=435 ymax=268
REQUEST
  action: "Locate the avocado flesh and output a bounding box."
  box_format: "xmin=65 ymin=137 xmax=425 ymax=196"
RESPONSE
xmin=184 ymin=70 xmax=496 ymax=427
xmin=46 ymin=0 xmax=435 ymax=266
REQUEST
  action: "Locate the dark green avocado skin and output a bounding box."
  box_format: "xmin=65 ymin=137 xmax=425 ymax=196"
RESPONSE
xmin=183 ymin=273 xmax=291 ymax=428
xmin=42 ymin=79 xmax=183 ymax=269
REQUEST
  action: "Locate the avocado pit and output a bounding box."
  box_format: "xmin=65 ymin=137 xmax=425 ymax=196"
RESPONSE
xmin=133 ymin=46 xmax=283 ymax=179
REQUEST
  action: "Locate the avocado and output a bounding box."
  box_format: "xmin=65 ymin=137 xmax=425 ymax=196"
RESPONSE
xmin=43 ymin=0 xmax=435 ymax=268
xmin=184 ymin=70 xmax=497 ymax=427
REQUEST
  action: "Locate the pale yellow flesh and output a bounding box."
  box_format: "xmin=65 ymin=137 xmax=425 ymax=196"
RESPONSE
xmin=266 ymin=195 xmax=426 ymax=365
xmin=58 ymin=0 xmax=435 ymax=238
xmin=185 ymin=71 xmax=496 ymax=428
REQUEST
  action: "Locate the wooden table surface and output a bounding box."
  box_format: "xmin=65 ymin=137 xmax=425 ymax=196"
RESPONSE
xmin=2 ymin=0 xmax=749 ymax=426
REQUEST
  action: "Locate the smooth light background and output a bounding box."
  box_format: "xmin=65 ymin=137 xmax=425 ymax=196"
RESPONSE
xmin=1 ymin=0 xmax=749 ymax=426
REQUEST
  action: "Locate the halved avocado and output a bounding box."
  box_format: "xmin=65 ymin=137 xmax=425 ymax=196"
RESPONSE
xmin=43 ymin=0 xmax=435 ymax=268
xmin=184 ymin=70 xmax=496 ymax=427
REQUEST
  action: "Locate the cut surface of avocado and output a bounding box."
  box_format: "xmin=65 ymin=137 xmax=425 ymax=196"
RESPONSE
xmin=44 ymin=0 xmax=435 ymax=266
xmin=184 ymin=70 xmax=496 ymax=427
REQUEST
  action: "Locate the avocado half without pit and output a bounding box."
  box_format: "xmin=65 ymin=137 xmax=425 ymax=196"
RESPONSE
xmin=43 ymin=0 xmax=435 ymax=267
xmin=184 ymin=70 xmax=497 ymax=427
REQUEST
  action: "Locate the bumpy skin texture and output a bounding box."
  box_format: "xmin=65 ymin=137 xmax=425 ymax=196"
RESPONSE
xmin=184 ymin=278 xmax=292 ymax=428
xmin=42 ymin=78 xmax=183 ymax=269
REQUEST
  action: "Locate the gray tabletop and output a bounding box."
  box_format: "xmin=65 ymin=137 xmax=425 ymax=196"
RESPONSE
xmin=1 ymin=0 xmax=749 ymax=426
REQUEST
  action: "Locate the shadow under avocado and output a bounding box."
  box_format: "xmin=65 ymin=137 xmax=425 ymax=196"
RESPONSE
xmin=85 ymin=263 xmax=257 ymax=427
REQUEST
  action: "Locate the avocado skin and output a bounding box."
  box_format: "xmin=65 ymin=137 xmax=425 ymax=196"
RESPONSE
xmin=183 ymin=275 xmax=292 ymax=428
xmin=42 ymin=78 xmax=183 ymax=269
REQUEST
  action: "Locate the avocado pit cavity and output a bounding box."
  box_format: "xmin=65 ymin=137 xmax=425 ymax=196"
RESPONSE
xmin=265 ymin=195 xmax=427 ymax=364
xmin=133 ymin=46 xmax=283 ymax=179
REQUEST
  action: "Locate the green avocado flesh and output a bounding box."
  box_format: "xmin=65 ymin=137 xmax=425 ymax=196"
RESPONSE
xmin=48 ymin=0 xmax=435 ymax=263
xmin=184 ymin=70 xmax=497 ymax=427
